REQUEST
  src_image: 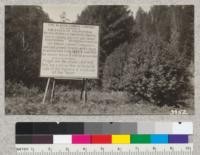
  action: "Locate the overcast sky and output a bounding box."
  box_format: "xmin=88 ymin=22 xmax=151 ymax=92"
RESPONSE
xmin=42 ymin=5 xmax=152 ymax=22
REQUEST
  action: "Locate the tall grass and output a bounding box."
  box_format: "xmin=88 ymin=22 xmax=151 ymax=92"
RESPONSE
xmin=5 ymin=81 xmax=194 ymax=115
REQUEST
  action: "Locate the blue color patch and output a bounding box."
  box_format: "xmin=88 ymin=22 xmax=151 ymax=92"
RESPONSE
xmin=151 ymin=134 xmax=168 ymax=143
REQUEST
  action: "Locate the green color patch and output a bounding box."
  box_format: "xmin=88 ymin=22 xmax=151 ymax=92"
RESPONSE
xmin=131 ymin=134 xmax=151 ymax=144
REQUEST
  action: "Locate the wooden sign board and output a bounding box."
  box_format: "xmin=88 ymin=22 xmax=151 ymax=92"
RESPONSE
xmin=40 ymin=22 xmax=99 ymax=79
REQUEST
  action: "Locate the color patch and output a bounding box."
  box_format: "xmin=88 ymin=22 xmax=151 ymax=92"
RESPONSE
xmin=119 ymin=123 xmax=137 ymax=134
xmin=16 ymin=135 xmax=32 ymax=144
xmin=168 ymin=135 xmax=188 ymax=143
xmin=131 ymin=134 xmax=151 ymax=144
xmin=102 ymin=123 xmax=121 ymax=134
xmin=172 ymin=122 xmax=193 ymax=134
xmin=57 ymin=123 xmax=84 ymax=134
xmin=32 ymin=135 xmax=53 ymax=144
xmin=16 ymin=123 xmax=34 ymax=134
xmin=32 ymin=123 xmax=57 ymax=134
xmin=151 ymin=134 xmax=168 ymax=144
xmin=155 ymin=122 xmax=173 ymax=134
xmin=112 ymin=135 xmax=130 ymax=144
xmin=84 ymin=123 xmax=103 ymax=134
xmin=53 ymin=135 xmax=72 ymax=144
xmin=137 ymin=122 xmax=155 ymax=134
xmin=72 ymin=135 xmax=91 ymax=144
xmin=91 ymin=135 xmax=112 ymax=144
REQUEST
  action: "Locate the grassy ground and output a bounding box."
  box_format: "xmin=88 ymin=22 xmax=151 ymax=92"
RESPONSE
xmin=5 ymin=86 xmax=194 ymax=115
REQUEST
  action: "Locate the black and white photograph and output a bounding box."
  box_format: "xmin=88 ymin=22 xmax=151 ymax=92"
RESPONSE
xmin=5 ymin=5 xmax=194 ymax=115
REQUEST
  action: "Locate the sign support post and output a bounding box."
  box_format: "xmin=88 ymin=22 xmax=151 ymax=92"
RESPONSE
xmin=50 ymin=79 xmax=56 ymax=103
xmin=80 ymin=79 xmax=87 ymax=103
xmin=42 ymin=78 xmax=51 ymax=104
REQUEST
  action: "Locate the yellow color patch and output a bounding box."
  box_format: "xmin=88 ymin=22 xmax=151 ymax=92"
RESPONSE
xmin=112 ymin=135 xmax=130 ymax=144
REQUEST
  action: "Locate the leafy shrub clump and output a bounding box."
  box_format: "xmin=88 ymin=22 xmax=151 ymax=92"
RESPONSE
xmin=103 ymin=35 xmax=192 ymax=106
xmin=122 ymin=36 xmax=192 ymax=106
xmin=5 ymin=80 xmax=39 ymax=97
xmin=103 ymin=42 xmax=130 ymax=91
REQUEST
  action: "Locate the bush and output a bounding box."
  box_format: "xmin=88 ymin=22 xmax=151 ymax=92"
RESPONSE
xmin=103 ymin=42 xmax=130 ymax=90
xmin=5 ymin=80 xmax=39 ymax=97
xmin=123 ymin=35 xmax=192 ymax=106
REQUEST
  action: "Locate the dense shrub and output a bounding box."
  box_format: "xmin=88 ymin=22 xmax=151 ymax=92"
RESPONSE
xmin=122 ymin=36 xmax=192 ymax=106
xmin=5 ymin=80 xmax=39 ymax=97
xmin=103 ymin=42 xmax=130 ymax=90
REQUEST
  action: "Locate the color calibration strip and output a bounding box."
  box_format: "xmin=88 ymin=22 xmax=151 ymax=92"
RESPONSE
xmin=16 ymin=122 xmax=193 ymax=144
xmin=16 ymin=134 xmax=190 ymax=144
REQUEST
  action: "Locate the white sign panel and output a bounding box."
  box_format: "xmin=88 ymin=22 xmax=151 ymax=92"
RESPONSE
xmin=40 ymin=22 xmax=99 ymax=79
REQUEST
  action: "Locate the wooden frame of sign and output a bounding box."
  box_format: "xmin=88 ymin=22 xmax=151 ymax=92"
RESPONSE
xmin=40 ymin=22 xmax=100 ymax=104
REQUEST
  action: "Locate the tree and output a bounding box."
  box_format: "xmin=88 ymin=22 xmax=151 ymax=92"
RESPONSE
xmin=149 ymin=6 xmax=171 ymax=42
xmin=77 ymin=6 xmax=134 ymax=54
xmin=180 ymin=6 xmax=194 ymax=62
xmin=5 ymin=6 xmax=50 ymax=86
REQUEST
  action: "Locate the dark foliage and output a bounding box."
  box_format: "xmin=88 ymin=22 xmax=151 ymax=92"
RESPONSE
xmin=5 ymin=6 xmax=50 ymax=87
xmin=103 ymin=6 xmax=194 ymax=106
xmin=77 ymin=6 xmax=135 ymax=86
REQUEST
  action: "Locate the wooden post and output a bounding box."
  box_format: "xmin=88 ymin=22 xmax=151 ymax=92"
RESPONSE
xmin=50 ymin=79 xmax=56 ymax=103
xmin=84 ymin=79 xmax=88 ymax=103
xmin=80 ymin=79 xmax=84 ymax=100
xmin=42 ymin=78 xmax=51 ymax=104
xmin=80 ymin=79 xmax=87 ymax=103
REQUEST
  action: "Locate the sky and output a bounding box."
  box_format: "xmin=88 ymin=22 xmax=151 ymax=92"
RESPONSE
xmin=42 ymin=5 xmax=152 ymax=23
